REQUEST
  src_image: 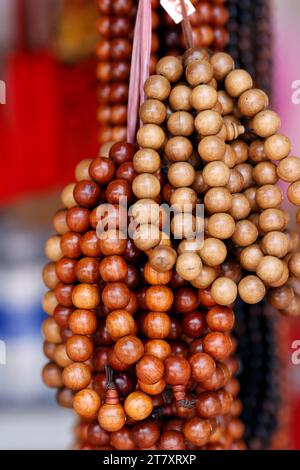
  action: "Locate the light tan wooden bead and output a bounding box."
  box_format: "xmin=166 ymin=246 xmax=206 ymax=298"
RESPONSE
xmin=149 ymin=245 xmax=177 ymax=272
xmin=42 ymin=262 xmax=59 ymax=289
xmin=42 ymin=290 xmax=58 ymax=316
xmin=134 ymin=224 xmax=160 ymax=251
xmin=45 ymin=235 xmax=63 ymax=262
xmin=253 ymin=162 xmax=278 ymax=186
xmin=289 ymin=253 xmax=300 ymax=277
xmin=243 ymin=187 xmax=258 ymax=211
xmin=264 ymin=134 xmax=291 ymax=161
xmin=227 ymin=169 xmax=244 ymax=193
xmin=211 ymin=277 xmax=238 ymax=305
xmin=144 ymin=75 xmax=171 ymax=100
xmin=223 ymin=145 xmax=237 ymax=168
xmin=199 ymin=238 xmax=227 ymax=266
xmin=191 ymin=85 xmax=218 ymax=111
xmin=198 ymin=136 xmax=226 ymax=162
xmin=139 ymin=99 xmax=167 ymax=125
xmin=75 ymin=159 xmax=93 ymax=181
xmin=42 ymin=317 xmax=62 ymax=343
xmin=176 ymin=252 xmax=202 ymax=281
xmin=186 ymin=59 xmax=214 ymax=87
xmin=168 ymin=162 xmax=195 ymax=188
xmin=229 ymin=194 xmax=251 ymax=220
xmin=225 ymin=69 xmax=253 ymax=97
xmin=234 ymin=163 xmax=253 ymax=190
xmin=231 ymin=140 xmax=248 ymax=164
xmin=288 ymin=180 xmax=300 ymax=205
xmin=202 ymin=161 xmax=230 ymax=187
xmin=250 ymin=110 xmax=281 ymax=138
xmin=165 ymin=136 xmax=193 ymax=162
xmin=249 ymin=140 xmax=268 ymax=163
xmin=171 ymin=213 xmax=198 ymax=240
xmin=194 ymin=110 xmax=223 ymax=136
xmin=54 ymin=343 xmax=73 ymax=368
xmin=99 ymin=141 xmax=115 ymax=157
xmin=237 ymin=89 xmax=269 ymax=117
xmin=267 ymin=262 xmax=289 ymax=287
xmin=61 ymin=183 xmax=77 ymax=208
xmin=259 ymin=208 xmax=287 ymax=233
xmin=207 ymin=213 xmax=235 ymax=239
xmin=256 ymin=256 xmax=284 ymax=284
xmin=286 ymin=230 xmax=300 ymax=253
xmin=137 ymin=124 xmax=165 ymax=149
xmin=133 ymin=149 xmax=161 ymax=174
xmin=132 ymin=199 xmax=160 ymax=225
xmin=231 ymin=220 xmax=258 ymax=247
xmin=217 ymin=91 xmax=234 ymax=115
xmin=170 ymin=187 xmax=197 ymax=212
xmin=240 ymin=244 xmax=264 ymax=271
xmin=156 ymin=56 xmax=183 ymax=82
xmin=211 ymin=52 xmax=235 ymax=80
xmin=204 ymin=187 xmax=232 ymax=214
xmin=169 ymin=84 xmax=192 ymax=111
xmin=178 ymin=238 xmax=203 ymax=254
xmin=277 ymin=156 xmax=300 ymax=182
xmin=191 ymin=265 xmax=219 ymax=289
xmin=261 ymin=231 xmax=290 ymax=258
xmin=167 ymin=111 xmax=194 ymax=137
xmin=238 ymin=276 xmax=266 ymax=304
xmin=255 ymin=184 xmax=283 ymax=209
xmin=132 ymin=174 xmax=161 ymax=199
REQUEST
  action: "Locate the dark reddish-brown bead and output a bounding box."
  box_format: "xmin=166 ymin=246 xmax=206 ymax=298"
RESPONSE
xmin=99 ymin=255 xmax=128 ymax=282
xmin=116 ymin=162 xmax=137 ymax=183
xmin=93 ymin=347 xmax=110 ymax=372
xmin=174 ymin=287 xmax=199 ymax=314
xmin=110 ymin=142 xmax=136 ymax=165
xmin=132 ymin=421 xmax=160 ymax=449
xmin=182 ymin=312 xmax=207 ymax=338
xmin=206 ymin=306 xmax=235 ymax=331
xmin=66 ymin=207 xmax=90 ymax=233
xmin=55 ymin=257 xmax=77 ymax=284
xmin=61 ymin=232 xmax=82 ymax=259
xmin=75 ymin=257 xmax=100 ymax=283
xmin=158 ymin=431 xmax=186 ymax=450
xmin=74 ymin=180 xmax=101 ymax=208
xmin=89 ymin=157 xmax=116 ymax=184
xmin=102 ymin=282 xmax=131 ymax=310
xmin=115 ymin=371 xmax=136 ymax=397
xmin=80 ymin=231 xmax=102 ymax=257
xmin=55 ymin=283 xmax=74 ymax=307
xmin=53 ymin=305 xmax=74 ymax=329
xmin=106 ymin=179 xmax=133 ymax=204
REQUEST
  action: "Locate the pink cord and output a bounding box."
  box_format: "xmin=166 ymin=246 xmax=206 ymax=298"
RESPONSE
xmin=127 ymin=0 xmax=152 ymax=143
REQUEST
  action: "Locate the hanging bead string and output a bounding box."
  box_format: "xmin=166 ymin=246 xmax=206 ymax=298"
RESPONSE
xmin=180 ymin=0 xmax=194 ymax=50
xmin=127 ymin=0 xmax=152 ymax=143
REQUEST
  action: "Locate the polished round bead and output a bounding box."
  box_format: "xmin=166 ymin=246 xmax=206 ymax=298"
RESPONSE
xmin=133 ymin=149 xmax=161 ymax=174
xmin=66 ymin=335 xmax=93 ymax=362
xmin=106 ymin=310 xmax=136 ymax=339
xmin=203 ymin=332 xmax=232 ymax=361
xmin=165 ymin=136 xmax=193 ymax=162
xmin=199 ymin=136 xmax=225 ymax=162
xmin=124 ymin=391 xmax=153 ymax=421
xmin=211 ymin=52 xmax=234 ymax=80
xmin=169 ymin=84 xmax=192 ymax=111
xmin=143 ymin=312 xmax=171 ymax=339
xmin=186 ymin=60 xmax=214 ymax=87
xmin=225 ymin=69 xmax=253 ymax=97
xmin=238 ymin=276 xmax=266 ymax=304
xmin=136 ymin=355 xmax=164 ymax=385
xmin=183 ymin=417 xmax=212 ymax=447
xmin=176 ymin=253 xmax=202 ymax=281
xmin=62 ymin=363 xmax=91 ymax=390
xmin=194 ymin=110 xmax=223 ymax=136
xmin=72 ymin=284 xmax=100 ymax=309
xmin=156 ymin=56 xmax=183 ymax=82
xmin=251 ymin=110 xmax=281 ymax=138
xmin=167 ymin=111 xmax=194 ymax=137
xmin=69 ymin=309 xmax=97 ymax=335
xmin=144 ymin=75 xmax=171 ymax=100
xmin=202 ymin=161 xmax=230 ymax=187
xmin=207 ymin=213 xmax=235 ymax=239
xmin=73 ymin=389 xmax=100 ymax=419
xmin=211 ymin=277 xmax=237 ymax=306
xmin=144 ymin=340 xmax=171 ymax=361
xmin=256 ymin=256 xmax=284 ymax=284
xmin=139 ymin=99 xmax=167 ymax=125
xmin=199 ymin=238 xmax=227 ymax=267
xmin=238 ymin=88 xmax=268 ymax=117
xmin=114 ymin=335 xmax=144 ymax=365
